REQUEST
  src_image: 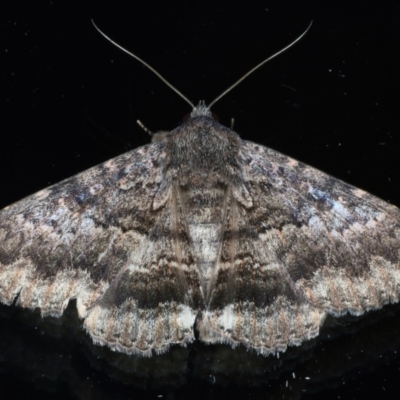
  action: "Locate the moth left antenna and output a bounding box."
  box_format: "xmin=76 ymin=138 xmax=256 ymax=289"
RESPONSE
xmin=91 ymin=20 xmax=195 ymax=109
xmin=208 ymin=22 xmax=313 ymax=108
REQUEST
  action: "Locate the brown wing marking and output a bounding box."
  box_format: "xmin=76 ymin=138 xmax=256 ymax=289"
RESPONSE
xmin=241 ymin=140 xmax=400 ymax=317
xmin=83 ymin=185 xmax=204 ymax=355
xmin=197 ymin=186 xmax=325 ymax=355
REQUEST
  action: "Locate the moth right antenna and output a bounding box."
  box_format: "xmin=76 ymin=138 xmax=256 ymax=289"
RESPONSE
xmin=91 ymin=19 xmax=195 ymax=110
xmin=208 ymin=22 xmax=313 ymax=108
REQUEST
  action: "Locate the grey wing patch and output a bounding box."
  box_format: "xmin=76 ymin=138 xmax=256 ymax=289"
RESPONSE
xmin=84 ymin=186 xmax=204 ymax=355
xmin=198 ymin=140 xmax=400 ymax=355
xmin=197 ymin=186 xmax=325 ymax=355
xmin=0 ymin=143 xmax=200 ymax=354
xmin=240 ymin=141 xmax=400 ymax=315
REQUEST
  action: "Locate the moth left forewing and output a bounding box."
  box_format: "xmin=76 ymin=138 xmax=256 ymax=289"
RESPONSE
xmin=240 ymin=140 xmax=400 ymax=317
xmin=0 ymin=144 xmax=167 ymax=319
xmin=0 ymin=139 xmax=209 ymax=355
xmin=84 ymin=189 xmax=204 ymax=355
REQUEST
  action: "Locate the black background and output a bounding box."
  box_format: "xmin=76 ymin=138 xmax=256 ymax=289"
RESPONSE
xmin=2 ymin=1 xmax=400 ymax=399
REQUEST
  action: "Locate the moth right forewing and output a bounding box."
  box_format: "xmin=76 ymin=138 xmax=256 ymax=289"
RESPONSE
xmin=241 ymin=140 xmax=400 ymax=316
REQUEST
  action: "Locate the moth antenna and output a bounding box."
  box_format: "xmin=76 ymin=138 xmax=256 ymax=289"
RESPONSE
xmin=208 ymin=22 xmax=313 ymax=108
xmin=91 ymin=19 xmax=195 ymax=109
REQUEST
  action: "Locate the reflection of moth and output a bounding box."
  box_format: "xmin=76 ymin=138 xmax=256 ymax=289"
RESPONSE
xmin=1 ymin=23 xmax=399 ymax=357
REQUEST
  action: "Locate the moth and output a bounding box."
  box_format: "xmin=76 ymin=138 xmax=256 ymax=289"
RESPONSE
xmin=0 ymin=23 xmax=399 ymax=357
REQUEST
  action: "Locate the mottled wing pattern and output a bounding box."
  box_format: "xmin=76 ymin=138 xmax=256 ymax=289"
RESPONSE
xmin=199 ymin=139 xmax=400 ymax=355
xmin=0 ymin=143 xmax=201 ymax=355
xmin=84 ymin=184 xmax=204 ymax=355
xmin=2 ymin=111 xmax=400 ymax=357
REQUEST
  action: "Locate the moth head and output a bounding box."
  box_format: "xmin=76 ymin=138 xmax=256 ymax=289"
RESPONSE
xmin=190 ymin=101 xmax=212 ymax=118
